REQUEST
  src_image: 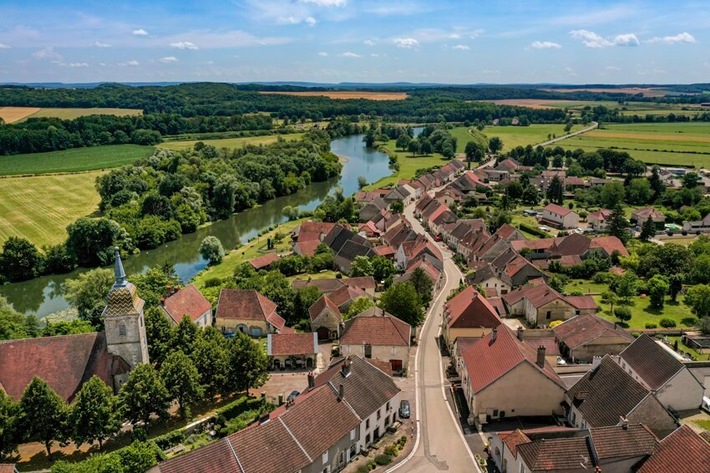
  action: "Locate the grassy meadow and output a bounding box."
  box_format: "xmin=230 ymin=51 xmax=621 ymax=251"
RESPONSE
xmin=159 ymin=133 xmax=304 ymax=151
xmin=0 ymin=171 xmax=104 ymax=247
xmin=0 ymin=145 xmax=155 ymax=175
xmin=553 ymin=122 xmax=710 ymax=167
xmin=365 ymin=140 xmax=449 ymax=189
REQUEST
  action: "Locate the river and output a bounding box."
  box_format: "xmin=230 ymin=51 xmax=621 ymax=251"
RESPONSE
xmin=0 ymin=133 xmax=395 ymax=317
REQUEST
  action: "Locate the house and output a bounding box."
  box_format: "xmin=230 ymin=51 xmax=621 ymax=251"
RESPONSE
xmin=553 ymin=313 xmax=634 ymax=362
xmin=247 ymin=252 xmax=280 ymax=270
xmin=333 ymin=240 xmax=374 ymax=275
xmin=266 ymin=332 xmax=318 ymax=370
xmin=460 ymin=325 xmax=566 ymax=424
xmin=214 ymin=289 xmax=287 ymax=337
xmin=154 ymin=375 xmax=362 ymax=473
xmin=328 ymin=284 xmax=368 ymax=314
xmin=565 ymin=356 xmax=677 ymax=438
xmin=636 ymin=425 xmax=710 ymax=473
xmin=310 ymin=355 xmax=401 ymax=451
xmin=0 ymin=249 xmax=147 ymax=401
xmin=682 ymin=212 xmax=710 ymax=234
xmin=587 ymin=208 xmax=612 ymax=232
xmin=443 ymin=286 xmax=502 ymax=351
xmin=292 ymin=221 xmax=337 ymax=256
xmin=540 ymin=203 xmax=580 ymax=229
xmin=618 ymin=334 xmax=705 ymax=412
xmin=309 ymin=294 xmax=343 ymax=341
xmin=631 ymin=207 xmax=666 ymax=229
xmin=160 ymin=284 xmax=213 ymax=328
xmin=359 ymin=197 xmax=387 ymax=222
xmin=339 ymin=308 xmax=411 ymax=374
xmin=395 ymin=234 xmax=443 ymax=270
xmin=503 ymin=282 xmax=596 ymax=327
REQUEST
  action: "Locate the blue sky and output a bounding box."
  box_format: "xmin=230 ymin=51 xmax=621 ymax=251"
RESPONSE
xmin=0 ymin=0 xmax=708 ymax=84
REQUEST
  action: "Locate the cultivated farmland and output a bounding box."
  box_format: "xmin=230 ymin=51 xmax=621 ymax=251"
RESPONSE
xmin=553 ymin=122 xmax=710 ymax=168
xmin=0 ymin=107 xmax=41 ymax=123
xmin=0 ymin=145 xmax=155 ymax=176
xmin=259 ymin=91 xmax=409 ymax=100
xmin=450 ymin=124 xmax=585 ymax=152
xmin=26 ymin=107 xmax=143 ymax=120
xmin=159 ymin=133 xmax=304 ymax=151
xmin=0 ymin=171 xmax=104 ymax=247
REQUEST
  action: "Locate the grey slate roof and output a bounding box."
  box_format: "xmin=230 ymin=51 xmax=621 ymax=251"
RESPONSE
xmin=619 ymin=334 xmax=683 ymax=390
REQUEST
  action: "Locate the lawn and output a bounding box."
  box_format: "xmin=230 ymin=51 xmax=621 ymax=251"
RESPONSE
xmin=450 ymin=124 xmax=586 ymax=153
xmin=0 ymin=144 xmax=155 ymax=175
xmin=553 ymin=122 xmax=710 ymax=168
xmin=159 ymin=133 xmax=304 ymax=151
xmin=364 ymin=140 xmax=449 ymax=189
xmin=594 ymin=295 xmax=701 ymax=331
xmin=0 ymin=171 xmax=104 ymax=247
xmin=22 ymin=107 xmax=143 ymax=120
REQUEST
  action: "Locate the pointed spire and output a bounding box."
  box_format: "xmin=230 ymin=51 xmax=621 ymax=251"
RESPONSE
xmin=113 ymin=247 xmax=127 ymax=288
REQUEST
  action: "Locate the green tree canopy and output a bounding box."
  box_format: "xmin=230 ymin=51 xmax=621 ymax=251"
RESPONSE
xmin=380 ymin=282 xmax=424 ymax=327
xmin=0 ymin=237 xmax=43 ymax=282
xmin=160 ymin=350 xmax=204 ymax=419
xmin=191 ymin=327 xmax=230 ymax=397
xmin=647 ymin=275 xmax=669 ymax=310
xmin=64 ymin=267 xmax=114 ymax=329
xmin=199 ymin=236 xmax=225 ymax=265
xmin=685 ymin=284 xmax=710 ymax=318
xmin=0 ymin=388 xmax=18 ymax=460
xmin=345 ymin=297 xmax=375 ymax=320
xmin=409 ymin=267 xmax=434 ymax=307
xmin=69 ymin=376 xmax=121 ymax=450
xmin=118 ymin=364 xmax=170 ymax=429
xmin=18 ymin=377 xmax=68 ymax=459
xmin=226 ymin=332 xmax=268 ymax=395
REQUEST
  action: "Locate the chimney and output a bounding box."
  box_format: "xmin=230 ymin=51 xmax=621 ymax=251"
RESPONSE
xmin=307 ymin=371 xmax=315 ymax=389
xmin=592 ymin=356 xmax=602 ymax=370
xmin=620 ymin=416 xmax=629 ymax=430
xmin=516 ymin=326 xmax=524 ymax=341
xmin=537 ymin=346 xmax=546 ymax=368
xmin=491 ymin=326 xmax=497 ymax=342
xmin=338 ymin=383 xmax=345 ymax=401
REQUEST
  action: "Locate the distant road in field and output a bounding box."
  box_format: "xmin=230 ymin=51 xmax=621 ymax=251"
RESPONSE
xmin=536 ymin=121 xmax=599 ymax=147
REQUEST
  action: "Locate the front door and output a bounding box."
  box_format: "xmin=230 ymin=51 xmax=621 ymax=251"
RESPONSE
xmin=317 ymin=327 xmax=330 ymax=341
xmin=390 ymin=359 xmax=403 ymax=372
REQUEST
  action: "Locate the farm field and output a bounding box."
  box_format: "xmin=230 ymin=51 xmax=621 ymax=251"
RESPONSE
xmin=483 ymin=99 xmax=704 ymax=117
xmin=159 ymin=133 xmax=304 ymax=151
xmin=553 ymin=122 xmax=710 ymax=168
xmin=450 ymin=124 xmax=585 ymax=152
xmin=0 ymin=171 xmax=104 ymax=247
xmin=24 ymin=107 xmax=143 ymax=120
xmin=0 ymin=106 xmax=41 ymax=123
xmin=259 ymin=91 xmax=409 ymax=100
xmin=365 ymin=140 xmax=449 ymax=189
xmin=0 ymin=144 xmax=154 ymax=175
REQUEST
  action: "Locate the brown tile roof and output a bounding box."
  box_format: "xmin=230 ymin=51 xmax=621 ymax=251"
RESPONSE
xmin=294 ymin=221 xmax=337 ymax=241
xmin=267 ymin=332 xmax=317 ymax=356
xmin=500 ymin=429 xmax=530 ymax=457
xmin=328 ymin=284 xmax=367 ymax=309
xmin=503 ymin=282 xmax=567 ymax=309
xmin=637 ymin=425 xmax=710 ymax=473
xmin=340 ymin=308 xmax=411 ymax=347
xmin=619 ymin=334 xmax=684 ymax=390
xmin=589 ymin=424 xmax=658 ymax=461
xmin=632 ymin=207 xmax=665 ymax=223
xmin=462 ymin=325 xmax=564 ymax=393
xmin=522 ymin=336 xmax=561 ymax=357
xmin=215 ymin=289 xmax=286 ymax=331
xmin=455 ymin=337 xmax=480 ymax=358
xmin=292 ymin=277 xmax=344 ymax=293
xmin=294 ymin=239 xmax=320 ymax=257
xmin=553 ymin=314 xmax=632 ymax=349
xmin=588 ymin=209 xmax=612 ymax=221
xmin=590 ymin=236 xmax=629 ymax=257
xmin=445 ymin=286 xmax=502 ymax=329
xmin=247 ymin=252 xmax=280 ymax=270
xmin=0 ymin=466 xmax=15 ymax=473
xmin=162 ymin=284 xmax=212 ymax=324
xmin=308 ymin=294 xmax=342 ymax=322
xmin=157 ymin=436 xmax=242 ymax=473
xmin=566 ymin=357 xmax=650 ymax=428
xmin=553 ymin=233 xmax=591 ymax=256
xmin=543 ymin=203 xmax=575 ymax=217
xmin=0 ymin=332 xmax=123 ymax=402
xmin=564 ymin=296 xmax=599 ymax=311
xmin=373 ymin=245 xmax=396 ymax=257
xmin=344 ymin=276 xmax=377 ymax=290
xmin=517 ymin=436 xmax=593 ymax=471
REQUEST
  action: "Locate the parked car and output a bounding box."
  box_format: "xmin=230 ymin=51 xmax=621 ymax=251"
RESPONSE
xmin=399 ymin=399 xmax=411 ymax=419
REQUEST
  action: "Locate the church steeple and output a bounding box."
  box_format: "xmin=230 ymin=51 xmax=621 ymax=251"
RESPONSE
xmin=113 ymin=247 xmax=127 ymax=288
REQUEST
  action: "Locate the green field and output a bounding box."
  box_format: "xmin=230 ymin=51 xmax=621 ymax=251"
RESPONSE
xmin=450 ymin=124 xmax=585 ymax=153
xmin=24 ymin=107 xmax=143 ymax=120
xmin=159 ymin=133 xmax=304 ymax=151
xmin=553 ymin=122 xmax=710 ymax=167
xmin=0 ymin=171 xmax=104 ymax=247
xmin=0 ymin=145 xmax=155 ymax=176
xmin=365 ymin=140 xmax=449 ymax=189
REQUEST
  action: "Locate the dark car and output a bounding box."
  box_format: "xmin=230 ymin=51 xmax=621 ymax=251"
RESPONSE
xmin=399 ymin=399 xmax=410 ymax=419
xmin=287 ymin=390 xmax=300 ymax=402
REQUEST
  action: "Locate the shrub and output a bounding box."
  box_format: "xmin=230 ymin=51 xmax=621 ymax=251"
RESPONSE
xmin=357 ymin=466 xmax=370 ymax=473
xmin=384 ymin=445 xmax=398 ymax=456
xmin=645 ymin=323 xmax=657 ymax=329
xmin=614 ymin=307 xmax=632 ymax=323
xmin=203 ymin=277 xmax=223 ymax=288
xmin=375 ymin=454 xmax=392 ymax=466
xmin=154 ymin=430 xmax=185 ymax=450
xmin=660 ymin=318 xmax=677 ymax=328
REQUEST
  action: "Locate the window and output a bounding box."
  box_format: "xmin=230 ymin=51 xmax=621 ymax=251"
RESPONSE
xmin=386 ymin=402 xmax=391 ymax=411
xmin=546 ymin=311 xmax=551 ymax=320
xmin=350 ymin=429 xmax=356 ymax=441
xmin=366 ymin=433 xmax=371 ymax=444
xmin=366 ymin=419 xmax=370 ymax=429
xmin=322 ymin=451 xmax=328 ymax=464
xmin=119 ymin=324 xmax=126 ymax=336
xmin=575 ymin=310 xmax=580 ymax=316
xmin=377 ymin=409 xmax=381 ymax=420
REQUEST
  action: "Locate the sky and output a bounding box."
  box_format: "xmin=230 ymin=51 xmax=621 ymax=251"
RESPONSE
xmin=0 ymin=0 xmax=708 ymax=84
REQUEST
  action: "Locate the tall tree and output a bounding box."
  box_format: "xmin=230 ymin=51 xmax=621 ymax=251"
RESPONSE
xmin=649 ymin=166 xmax=665 ymax=200
xmin=69 ymin=376 xmax=121 ymax=450
xmin=350 ymin=256 xmax=374 ymax=277
xmin=18 ymin=377 xmax=68 ymax=459
xmin=685 ymin=284 xmax=710 ymax=318
xmin=226 ymin=332 xmax=268 ymax=395
xmin=372 ymin=256 xmax=396 ymax=283
xmin=199 ymin=236 xmax=225 ymax=265
xmin=606 ymin=203 xmax=630 ymax=245
xmin=488 ymin=136 xmax=503 ymax=154
xmin=640 ymin=215 xmax=656 ymax=241
xmin=0 ymin=389 xmax=18 ymax=460
xmin=647 ymin=275 xmax=669 ymax=310
xmin=600 ymin=181 xmax=626 ymax=209
xmin=64 ymin=268 xmax=114 ymax=329
xmin=144 ymin=307 xmax=174 ymax=366
xmin=191 ymin=327 xmax=230 ymax=397
xmin=171 ymin=315 xmax=199 ymax=355
xmin=345 ymin=297 xmax=375 ymax=320
xmin=160 ymin=351 xmax=204 ymax=419
xmin=409 ymin=267 xmax=434 ymax=307
xmin=614 ymin=271 xmax=638 ymax=305
xmin=380 ymin=282 xmax=424 ymax=327
xmin=119 ymin=364 xmax=170 ymax=429
xmin=0 ymin=237 xmax=43 ymax=282
xmin=546 ymin=176 xmax=564 ymax=205
xmin=668 ymin=273 xmax=683 ymax=302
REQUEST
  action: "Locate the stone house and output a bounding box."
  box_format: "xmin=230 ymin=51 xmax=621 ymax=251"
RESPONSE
xmin=503 ymin=282 xmax=597 ymax=327
xmin=160 ymin=284 xmax=213 ymax=328
xmin=553 ymin=313 xmax=634 ymax=362
xmin=214 ymin=289 xmax=287 ymax=337
xmin=443 ymin=286 xmax=502 ymax=351
xmin=309 ymin=294 xmax=343 ymax=341
xmin=266 ymin=332 xmax=318 ymax=370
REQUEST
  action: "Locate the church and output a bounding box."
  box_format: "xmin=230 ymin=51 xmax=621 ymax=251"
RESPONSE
xmin=0 ymin=248 xmax=149 ymax=402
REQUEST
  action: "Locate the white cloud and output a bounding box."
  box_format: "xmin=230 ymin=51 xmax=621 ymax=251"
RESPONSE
xmin=607 ymin=66 xmax=621 ymax=71
xmin=452 ymin=44 xmax=469 ymax=50
xmin=647 ymin=32 xmax=696 ymax=44
xmin=0 ymin=43 xmax=10 ymax=49
xmin=570 ymin=29 xmax=638 ymax=48
xmin=170 ymin=41 xmax=199 ymax=50
xmin=305 ymin=16 xmax=317 ymax=26
xmin=318 ymin=51 xmax=328 ymax=56
xmin=530 ymin=40 xmax=562 ymax=49
xmin=364 ymin=39 xmax=377 ymax=46
xmin=481 ymin=69 xmax=500 ymax=75
xmin=68 ymin=62 xmax=89 ymax=68
xmin=132 ymin=29 xmax=149 ymax=36
xmin=32 ymin=47 xmax=62 ymax=61
xmin=340 ymin=51 xmax=361 ymax=57
xmin=565 ymin=66 xmax=578 ymax=76
xmin=370 ymin=53 xmax=379 ymax=57
xmin=393 ymin=37 xmax=419 ymax=48
xmin=159 ymin=56 xmax=178 ymax=63
xmin=119 ymin=60 xmax=140 ymax=66
xmin=92 ymin=41 xmax=111 ymax=48
xmin=300 ymin=0 xmax=347 ymax=6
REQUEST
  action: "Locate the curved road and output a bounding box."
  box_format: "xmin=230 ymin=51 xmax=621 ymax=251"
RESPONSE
xmin=389 ymin=202 xmax=480 ymax=473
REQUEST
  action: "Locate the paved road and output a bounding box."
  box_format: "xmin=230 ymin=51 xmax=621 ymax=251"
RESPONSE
xmin=390 ymin=203 xmax=480 ymax=473
xmin=536 ymin=121 xmax=599 ymax=147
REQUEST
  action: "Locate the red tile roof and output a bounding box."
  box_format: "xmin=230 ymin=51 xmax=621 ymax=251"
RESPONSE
xmin=328 ymin=284 xmax=367 ymax=309
xmin=373 ymin=245 xmax=396 ymax=257
xmin=157 ymin=436 xmax=243 ymax=473
xmin=344 ymin=276 xmax=377 ymax=290
xmin=461 ymin=325 xmax=564 ymax=393
xmin=588 ymin=209 xmax=612 ymax=221
xmin=637 ymin=425 xmax=710 ymax=473
xmin=308 ymin=294 xmax=342 ymax=322
xmin=247 ymin=252 xmax=280 ymax=270
xmin=553 ymin=314 xmax=632 ymax=349
xmin=294 ymin=239 xmax=320 ymax=257
xmin=522 ymin=336 xmax=561 ymax=357
xmin=543 ymin=203 xmax=575 ymax=217
xmin=503 ymin=282 xmax=567 ymax=309
xmin=340 ymin=308 xmax=411 ymax=347
xmin=445 ymin=286 xmax=502 ymax=329
xmin=517 ymin=436 xmax=592 ymax=472
xmin=294 ymin=221 xmax=337 ymax=241
xmin=267 ymin=332 xmax=317 ymax=356
xmin=500 ymin=429 xmax=531 ymax=457
xmin=216 ymin=289 xmax=286 ymax=331
xmin=632 ymin=207 xmax=665 ymax=223
xmin=162 ymin=284 xmax=212 ymax=324
xmin=0 ymin=467 xmax=15 ymax=473
xmin=590 ymin=236 xmax=629 ymax=257
xmin=565 ymin=295 xmax=599 ymax=311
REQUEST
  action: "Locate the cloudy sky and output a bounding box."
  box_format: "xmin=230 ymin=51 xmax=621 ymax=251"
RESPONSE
xmin=0 ymin=0 xmax=707 ymax=84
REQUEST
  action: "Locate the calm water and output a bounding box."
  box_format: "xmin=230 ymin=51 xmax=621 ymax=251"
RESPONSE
xmin=0 ymin=134 xmax=393 ymax=317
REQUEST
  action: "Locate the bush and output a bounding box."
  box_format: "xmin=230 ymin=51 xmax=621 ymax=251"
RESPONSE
xmin=357 ymin=466 xmax=370 ymax=473
xmin=518 ymin=223 xmax=549 ymax=238
xmin=203 ymin=277 xmax=223 ymax=288
xmin=154 ymin=430 xmax=185 ymax=450
xmin=199 ymin=236 xmax=225 ymax=265
xmin=645 ymin=323 xmax=657 ymax=329
xmin=614 ymin=306 xmax=632 ymax=322
xmin=375 ymin=454 xmax=392 ymax=466
xmin=660 ymin=318 xmax=677 ymax=328
xmin=384 ymin=445 xmax=398 ymax=456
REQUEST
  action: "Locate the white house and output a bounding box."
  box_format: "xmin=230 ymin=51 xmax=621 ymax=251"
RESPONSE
xmin=540 ymin=203 xmax=580 ymax=229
